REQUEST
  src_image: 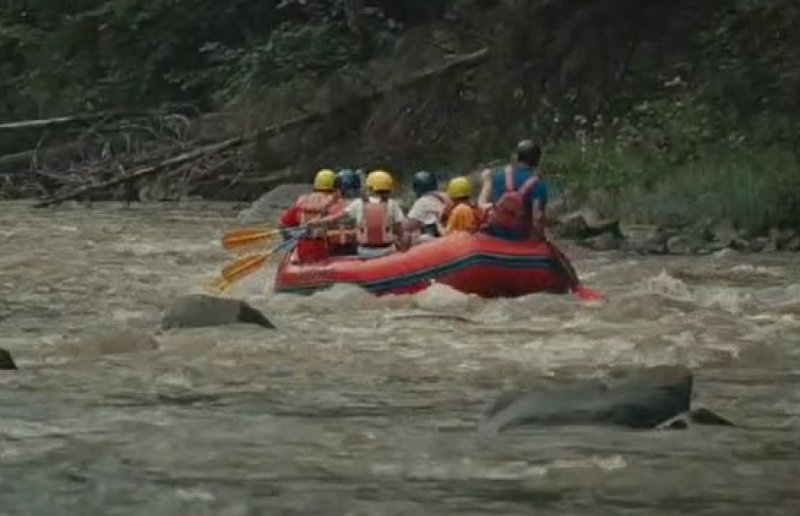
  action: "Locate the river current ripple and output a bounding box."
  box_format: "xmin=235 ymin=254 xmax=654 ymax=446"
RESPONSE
xmin=1 ymin=201 xmax=798 ymax=515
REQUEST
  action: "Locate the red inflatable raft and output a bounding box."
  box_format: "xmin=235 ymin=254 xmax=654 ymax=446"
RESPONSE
xmin=273 ymin=232 xmax=575 ymax=298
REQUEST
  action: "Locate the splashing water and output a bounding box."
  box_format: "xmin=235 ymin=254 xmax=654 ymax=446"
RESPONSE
xmin=1 ymin=201 xmax=799 ymax=515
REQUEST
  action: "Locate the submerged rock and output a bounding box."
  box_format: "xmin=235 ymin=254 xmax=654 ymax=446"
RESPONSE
xmin=765 ymin=227 xmax=798 ymax=251
xmin=63 ymin=329 xmax=159 ymax=358
xmin=161 ymin=294 xmax=275 ymax=330
xmin=708 ymin=219 xmax=739 ymax=249
xmin=479 ymin=365 xmax=732 ymax=433
xmin=667 ymin=234 xmax=702 ymax=255
xmin=626 ymin=225 xmax=669 ymax=255
xmin=583 ymin=232 xmax=621 ymax=251
xmin=0 ymin=347 xmax=17 ymax=370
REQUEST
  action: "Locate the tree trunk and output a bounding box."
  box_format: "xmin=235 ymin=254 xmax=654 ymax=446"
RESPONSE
xmin=342 ymin=0 xmax=372 ymax=58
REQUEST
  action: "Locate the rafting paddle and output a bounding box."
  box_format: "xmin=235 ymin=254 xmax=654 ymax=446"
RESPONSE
xmin=211 ymin=232 xmax=304 ymax=292
xmin=548 ymin=241 xmax=606 ymax=302
xmin=221 ymin=226 xmax=314 ymax=253
xmin=221 ymin=227 xmax=279 ymax=252
xmin=212 ymin=253 xmax=270 ymax=292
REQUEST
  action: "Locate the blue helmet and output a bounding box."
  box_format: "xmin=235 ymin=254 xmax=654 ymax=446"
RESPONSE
xmin=336 ymin=169 xmax=361 ymax=197
xmin=412 ymin=170 xmax=438 ymax=197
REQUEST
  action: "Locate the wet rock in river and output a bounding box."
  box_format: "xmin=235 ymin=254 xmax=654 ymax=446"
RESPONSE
xmin=0 ymin=347 xmax=17 ymax=370
xmin=762 ymin=229 xmax=780 ymax=252
xmin=712 ymin=247 xmax=739 ymax=259
xmin=772 ymin=227 xmax=800 ymax=252
xmin=667 ymin=234 xmax=704 ymax=255
xmin=786 ymin=236 xmax=800 ymax=252
xmin=161 ymin=294 xmax=275 ymax=330
xmin=708 ymin=219 xmax=739 ymax=249
xmin=626 ymin=225 xmax=669 ymax=254
xmin=479 ymin=365 xmax=733 ymax=433
xmin=583 ymin=232 xmax=621 ymax=251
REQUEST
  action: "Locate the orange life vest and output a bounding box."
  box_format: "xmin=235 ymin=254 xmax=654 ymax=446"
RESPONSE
xmin=358 ymin=200 xmax=396 ymax=247
xmin=441 ymin=199 xmax=478 ymax=223
xmin=484 ymin=166 xmax=538 ymax=236
xmin=442 ymin=200 xmax=483 ymax=233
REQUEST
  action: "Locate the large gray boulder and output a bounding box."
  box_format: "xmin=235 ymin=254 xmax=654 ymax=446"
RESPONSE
xmin=0 ymin=347 xmax=17 ymax=370
xmin=479 ymin=365 xmax=732 ymax=433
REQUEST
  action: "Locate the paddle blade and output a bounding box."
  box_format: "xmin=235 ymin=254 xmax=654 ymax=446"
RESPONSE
xmin=221 ymin=228 xmax=276 ymax=252
xmin=221 ymin=252 xmax=269 ymax=281
xmin=209 ymin=277 xmax=234 ymax=294
xmin=573 ymin=285 xmax=606 ymax=302
xmin=209 ymin=252 xmax=270 ymax=293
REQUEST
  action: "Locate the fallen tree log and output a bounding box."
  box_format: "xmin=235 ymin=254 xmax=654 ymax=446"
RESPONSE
xmin=34 ymin=137 xmax=241 ymax=207
xmin=33 ymin=48 xmax=490 ymax=207
xmin=0 ymin=105 xmax=199 ymax=133
xmin=0 ymin=111 xmax=147 ymax=133
xmin=0 ymin=143 xmax=84 ymax=170
xmin=0 ymin=114 xmax=103 ymax=132
xmin=33 ymin=110 xmax=322 ymax=207
xmin=386 ymin=47 xmax=489 ymax=90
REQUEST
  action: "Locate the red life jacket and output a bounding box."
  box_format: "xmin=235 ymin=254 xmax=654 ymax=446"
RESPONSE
xmin=484 ymin=166 xmax=539 ymax=235
xmin=358 ymin=200 xmax=395 ymax=247
xmin=296 ymin=192 xmax=339 ymax=225
xmin=325 ymin=198 xmax=357 ymax=247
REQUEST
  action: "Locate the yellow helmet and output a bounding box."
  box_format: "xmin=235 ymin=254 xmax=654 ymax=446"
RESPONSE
xmin=313 ymin=169 xmax=337 ymax=191
xmin=366 ymin=169 xmax=394 ymax=192
xmin=447 ymin=176 xmax=472 ymax=199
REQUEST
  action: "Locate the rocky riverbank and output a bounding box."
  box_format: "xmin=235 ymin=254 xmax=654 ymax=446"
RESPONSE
xmin=553 ymin=208 xmax=800 ymax=256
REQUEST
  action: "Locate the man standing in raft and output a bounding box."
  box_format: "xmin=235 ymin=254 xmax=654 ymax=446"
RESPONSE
xmin=477 ymin=141 xmax=602 ymax=300
xmin=309 ymin=169 xmax=407 ymax=259
xmin=279 ymin=168 xmax=343 ymax=263
xmin=478 ymin=140 xmax=547 ymax=241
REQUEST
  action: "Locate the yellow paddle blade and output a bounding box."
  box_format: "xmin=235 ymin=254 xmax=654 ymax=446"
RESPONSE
xmin=208 ymin=278 xmax=233 ymax=294
xmin=221 ymin=228 xmax=279 ymax=252
xmin=220 ymin=252 xmax=269 ymax=281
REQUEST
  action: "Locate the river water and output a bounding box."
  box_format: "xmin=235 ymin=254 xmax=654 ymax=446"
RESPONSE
xmin=1 ymin=201 xmax=799 ymax=515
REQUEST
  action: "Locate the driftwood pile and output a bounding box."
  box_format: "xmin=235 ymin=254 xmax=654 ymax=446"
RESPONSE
xmin=0 ymin=48 xmax=490 ymax=207
xmin=0 ymin=110 xmax=256 ymax=205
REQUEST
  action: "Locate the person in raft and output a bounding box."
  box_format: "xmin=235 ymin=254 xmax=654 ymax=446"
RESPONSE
xmin=441 ymin=176 xmax=484 ymax=234
xmin=478 ymin=140 xmax=548 ymax=241
xmin=403 ymin=170 xmax=451 ymax=245
xmin=325 ymin=169 xmax=362 ymax=257
xmin=308 ymin=169 xmax=407 ymax=259
xmin=279 ymin=168 xmax=344 ymax=263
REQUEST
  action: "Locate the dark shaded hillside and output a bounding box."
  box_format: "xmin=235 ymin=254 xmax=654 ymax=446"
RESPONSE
xmin=1 ymin=0 xmax=798 ymax=227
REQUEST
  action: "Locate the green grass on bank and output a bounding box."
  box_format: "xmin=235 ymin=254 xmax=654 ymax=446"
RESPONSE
xmin=545 ymin=141 xmax=800 ymax=231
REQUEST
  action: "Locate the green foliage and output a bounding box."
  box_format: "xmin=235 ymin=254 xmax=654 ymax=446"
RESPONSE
xmin=205 ymin=22 xmax=362 ymax=102
xmin=0 ymin=0 xmax=448 ymax=119
xmin=0 ymin=0 xmax=798 ymax=227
